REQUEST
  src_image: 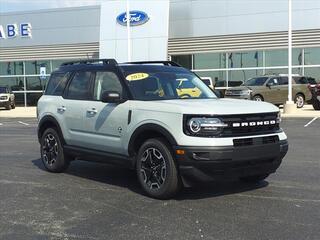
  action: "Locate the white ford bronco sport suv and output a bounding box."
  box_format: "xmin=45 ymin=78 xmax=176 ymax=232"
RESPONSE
xmin=37 ymin=59 xmax=288 ymax=199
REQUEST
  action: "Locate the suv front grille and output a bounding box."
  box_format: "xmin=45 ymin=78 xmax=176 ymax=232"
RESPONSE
xmin=233 ymin=135 xmax=279 ymax=147
xmin=225 ymin=90 xmax=243 ymax=96
xmin=220 ymin=112 xmax=280 ymax=137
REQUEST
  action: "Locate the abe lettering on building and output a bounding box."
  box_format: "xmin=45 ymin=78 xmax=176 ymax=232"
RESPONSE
xmin=0 ymin=23 xmax=32 ymax=39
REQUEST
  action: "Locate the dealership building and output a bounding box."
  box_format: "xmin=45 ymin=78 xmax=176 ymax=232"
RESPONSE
xmin=1 ymin=0 xmax=320 ymax=106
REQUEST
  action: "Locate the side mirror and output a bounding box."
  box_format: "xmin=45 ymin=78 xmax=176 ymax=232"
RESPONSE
xmin=101 ymin=91 xmax=123 ymax=103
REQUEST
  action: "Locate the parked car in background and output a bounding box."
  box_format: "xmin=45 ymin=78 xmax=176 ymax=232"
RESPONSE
xmin=0 ymin=86 xmax=15 ymax=110
xmin=224 ymin=75 xmax=312 ymax=108
xmin=176 ymin=78 xmax=201 ymax=98
xmin=200 ymin=77 xmax=214 ymax=89
xmin=308 ymin=82 xmax=320 ymax=110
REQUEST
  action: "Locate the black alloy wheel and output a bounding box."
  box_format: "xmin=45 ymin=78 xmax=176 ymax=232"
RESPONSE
xmin=140 ymin=147 xmax=167 ymax=190
xmin=136 ymin=138 xmax=180 ymax=199
xmin=40 ymin=128 xmax=70 ymax=173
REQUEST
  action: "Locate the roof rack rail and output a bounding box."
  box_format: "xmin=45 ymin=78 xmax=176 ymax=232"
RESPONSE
xmin=61 ymin=59 xmax=118 ymax=66
xmin=124 ymin=61 xmax=182 ymax=67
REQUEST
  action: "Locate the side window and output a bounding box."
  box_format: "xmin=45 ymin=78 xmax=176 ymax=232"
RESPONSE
xmin=93 ymin=71 xmax=123 ymax=100
xmin=66 ymin=71 xmax=91 ymax=100
xmin=294 ymin=77 xmax=307 ymax=84
xmin=45 ymin=72 xmax=70 ymax=95
xmin=279 ymin=77 xmax=288 ymax=85
xmin=268 ymin=78 xmax=279 ymax=85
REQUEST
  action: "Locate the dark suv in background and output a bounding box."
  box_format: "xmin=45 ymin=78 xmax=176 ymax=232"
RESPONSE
xmin=308 ymin=82 xmax=320 ymax=110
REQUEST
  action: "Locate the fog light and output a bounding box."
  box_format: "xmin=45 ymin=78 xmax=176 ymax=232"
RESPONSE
xmin=176 ymin=149 xmax=185 ymax=155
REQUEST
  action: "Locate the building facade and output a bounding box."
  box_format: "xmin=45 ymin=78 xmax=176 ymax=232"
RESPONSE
xmin=1 ymin=0 xmax=320 ymax=105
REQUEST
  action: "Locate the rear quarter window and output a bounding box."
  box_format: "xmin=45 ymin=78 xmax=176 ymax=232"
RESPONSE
xmin=45 ymin=72 xmax=70 ymax=96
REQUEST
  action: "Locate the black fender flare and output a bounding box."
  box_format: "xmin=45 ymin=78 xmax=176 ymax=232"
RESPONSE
xmin=128 ymin=123 xmax=178 ymax=156
xmin=38 ymin=115 xmax=64 ymax=143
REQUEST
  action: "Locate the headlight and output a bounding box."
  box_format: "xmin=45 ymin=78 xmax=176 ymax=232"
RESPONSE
xmin=184 ymin=116 xmax=227 ymax=137
xmin=240 ymin=89 xmax=252 ymax=95
xmin=225 ymin=90 xmax=232 ymax=95
xmin=0 ymin=96 xmax=8 ymax=100
xmin=277 ymin=112 xmax=281 ymax=123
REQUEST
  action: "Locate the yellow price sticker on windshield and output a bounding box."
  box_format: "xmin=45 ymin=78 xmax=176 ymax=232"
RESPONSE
xmin=126 ymin=73 xmax=149 ymax=81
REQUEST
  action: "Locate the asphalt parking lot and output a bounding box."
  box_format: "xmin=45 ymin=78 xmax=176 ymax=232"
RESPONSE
xmin=0 ymin=118 xmax=319 ymax=240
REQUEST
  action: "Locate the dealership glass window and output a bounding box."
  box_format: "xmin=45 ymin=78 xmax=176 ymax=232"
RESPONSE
xmin=51 ymin=59 xmax=75 ymax=71
xmin=25 ymin=76 xmax=46 ymax=91
xmin=25 ymin=60 xmax=51 ymax=75
xmin=0 ymin=76 xmax=24 ymax=91
xmin=193 ymin=52 xmax=226 ymax=69
xmin=304 ymin=47 xmax=320 ymax=65
xmin=228 ymin=69 xmax=263 ymax=86
xmin=304 ymin=68 xmax=320 ymax=82
xmin=0 ymin=61 xmax=24 ymax=75
xmin=194 ymin=71 xmax=226 ymax=87
xmin=264 ymin=68 xmax=288 ymax=75
xmin=265 ymin=49 xmax=288 ymax=67
xmin=26 ymin=92 xmax=43 ymax=106
xmin=171 ymin=55 xmax=192 ymax=69
xmin=12 ymin=92 xmax=25 ymax=105
xmin=292 ymin=48 xmax=303 ymax=66
xmin=227 ymin=51 xmax=263 ymax=68
xmin=292 ymin=66 xmax=303 ymax=75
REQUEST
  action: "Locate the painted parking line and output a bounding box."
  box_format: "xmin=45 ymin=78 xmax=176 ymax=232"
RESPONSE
xmin=18 ymin=121 xmax=30 ymax=126
xmin=304 ymin=117 xmax=318 ymax=127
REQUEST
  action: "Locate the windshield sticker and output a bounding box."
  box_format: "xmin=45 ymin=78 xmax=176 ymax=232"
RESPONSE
xmin=126 ymin=73 xmax=149 ymax=81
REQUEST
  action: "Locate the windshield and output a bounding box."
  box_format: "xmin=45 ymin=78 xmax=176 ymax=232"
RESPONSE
xmin=0 ymin=87 xmax=8 ymax=93
xmin=242 ymin=77 xmax=268 ymax=86
xmin=122 ymin=67 xmax=217 ymax=101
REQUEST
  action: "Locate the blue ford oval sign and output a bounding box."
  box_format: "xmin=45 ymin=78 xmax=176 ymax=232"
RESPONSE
xmin=117 ymin=11 xmax=149 ymax=26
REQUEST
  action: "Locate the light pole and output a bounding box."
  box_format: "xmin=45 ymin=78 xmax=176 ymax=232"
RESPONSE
xmin=126 ymin=0 xmax=132 ymax=62
xmin=284 ymin=0 xmax=296 ymax=113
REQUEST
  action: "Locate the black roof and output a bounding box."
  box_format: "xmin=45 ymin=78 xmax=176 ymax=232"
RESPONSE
xmin=54 ymin=59 xmax=186 ymax=73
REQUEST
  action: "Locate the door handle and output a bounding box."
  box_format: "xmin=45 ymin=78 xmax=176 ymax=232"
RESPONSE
xmin=57 ymin=106 xmax=66 ymax=113
xmin=87 ymin=108 xmax=98 ymax=116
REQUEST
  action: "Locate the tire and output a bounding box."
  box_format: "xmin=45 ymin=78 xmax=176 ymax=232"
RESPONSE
xmin=40 ymin=128 xmax=70 ymax=173
xmin=5 ymin=102 xmax=12 ymax=110
xmin=252 ymin=95 xmax=264 ymax=101
xmin=312 ymin=98 xmax=320 ymax=110
xmin=136 ymin=138 xmax=180 ymax=199
xmin=294 ymin=94 xmax=305 ymax=108
xmin=11 ymin=101 xmax=16 ymax=109
xmin=240 ymin=174 xmax=269 ymax=183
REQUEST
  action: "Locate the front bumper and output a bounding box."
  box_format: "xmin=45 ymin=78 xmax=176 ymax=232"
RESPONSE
xmin=224 ymin=94 xmax=251 ymax=100
xmin=0 ymin=100 xmax=10 ymax=107
xmin=175 ymin=139 xmax=288 ymax=182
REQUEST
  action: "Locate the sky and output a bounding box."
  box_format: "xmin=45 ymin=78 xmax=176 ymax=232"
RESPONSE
xmin=0 ymin=0 xmax=103 ymax=13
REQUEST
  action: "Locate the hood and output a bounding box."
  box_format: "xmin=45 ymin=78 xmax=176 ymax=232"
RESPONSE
xmin=132 ymin=98 xmax=279 ymax=115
